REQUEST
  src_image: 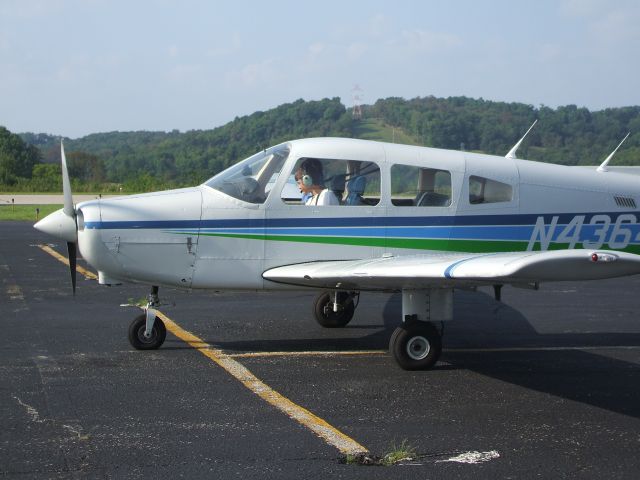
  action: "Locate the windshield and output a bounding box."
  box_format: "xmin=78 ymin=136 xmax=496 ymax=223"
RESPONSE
xmin=204 ymin=145 xmax=290 ymax=204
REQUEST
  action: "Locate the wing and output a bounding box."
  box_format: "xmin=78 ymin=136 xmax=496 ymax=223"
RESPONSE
xmin=262 ymin=249 xmax=640 ymax=291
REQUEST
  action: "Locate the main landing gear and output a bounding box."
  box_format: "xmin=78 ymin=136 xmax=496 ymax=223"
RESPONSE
xmin=389 ymin=321 xmax=442 ymax=370
xmin=312 ymin=288 xmax=450 ymax=370
xmin=313 ymin=290 xmax=359 ymax=328
xmin=128 ymin=285 xmax=167 ymax=350
xmin=388 ymin=289 xmax=453 ymax=371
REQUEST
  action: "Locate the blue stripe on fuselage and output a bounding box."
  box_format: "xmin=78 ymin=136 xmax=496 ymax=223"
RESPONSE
xmin=84 ymin=211 xmax=640 ymax=231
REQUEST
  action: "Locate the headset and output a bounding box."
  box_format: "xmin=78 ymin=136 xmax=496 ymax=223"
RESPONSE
xmin=302 ymin=174 xmax=313 ymax=187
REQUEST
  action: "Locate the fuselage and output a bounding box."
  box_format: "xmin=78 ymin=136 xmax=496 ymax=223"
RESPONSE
xmin=71 ymin=138 xmax=640 ymax=290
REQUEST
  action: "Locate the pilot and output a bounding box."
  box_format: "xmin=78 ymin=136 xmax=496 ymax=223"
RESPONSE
xmin=295 ymin=159 xmax=340 ymax=206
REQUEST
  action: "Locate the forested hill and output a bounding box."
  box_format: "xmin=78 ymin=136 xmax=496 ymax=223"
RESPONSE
xmin=365 ymin=97 xmax=640 ymax=166
xmin=7 ymin=95 xmax=640 ymax=192
xmin=20 ymin=97 xmax=353 ymax=187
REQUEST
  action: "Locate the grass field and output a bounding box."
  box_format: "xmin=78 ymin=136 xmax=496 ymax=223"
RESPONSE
xmin=0 ymin=204 xmax=62 ymax=221
xmin=353 ymin=118 xmax=421 ymax=145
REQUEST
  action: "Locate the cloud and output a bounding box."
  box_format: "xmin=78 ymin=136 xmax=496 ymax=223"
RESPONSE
xmin=167 ymin=45 xmax=179 ymax=58
xmin=398 ymin=29 xmax=462 ymax=53
xmin=559 ymin=1 xmax=640 ymax=44
xmin=537 ymin=43 xmax=564 ymax=63
xmin=367 ymin=13 xmax=391 ymax=37
xmin=591 ymin=7 xmax=640 ymax=43
xmin=167 ymin=64 xmax=203 ymax=82
xmin=0 ymin=0 xmax=65 ymax=18
xmin=55 ymin=65 xmax=73 ymax=82
xmin=559 ymin=0 xmax=609 ymax=17
xmin=207 ymin=33 xmax=242 ymax=58
xmin=0 ymin=31 xmax=10 ymax=52
xmin=306 ymin=40 xmax=366 ymax=64
xmin=346 ymin=42 xmax=368 ymax=61
xmin=225 ymin=58 xmax=280 ymax=88
xmin=308 ymin=42 xmax=325 ymax=56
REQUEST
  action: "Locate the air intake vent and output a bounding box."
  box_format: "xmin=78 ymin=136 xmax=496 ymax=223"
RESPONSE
xmin=614 ymin=196 xmax=637 ymax=208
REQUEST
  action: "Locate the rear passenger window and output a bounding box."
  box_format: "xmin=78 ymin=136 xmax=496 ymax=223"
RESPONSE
xmin=469 ymin=176 xmax=513 ymax=204
xmin=391 ymin=164 xmax=452 ymax=207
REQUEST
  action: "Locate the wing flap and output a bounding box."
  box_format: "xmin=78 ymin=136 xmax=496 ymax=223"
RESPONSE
xmin=262 ymin=250 xmax=640 ymax=290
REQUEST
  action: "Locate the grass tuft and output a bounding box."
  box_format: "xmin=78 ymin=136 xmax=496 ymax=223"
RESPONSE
xmin=381 ymin=439 xmax=416 ymax=466
xmin=341 ymin=440 xmax=417 ymax=466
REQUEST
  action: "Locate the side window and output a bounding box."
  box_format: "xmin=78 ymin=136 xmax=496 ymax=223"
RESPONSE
xmin=281 ymin=158 xmax=380 ymax=206
xmin=391 ymin=164 xmax=452 ymax=207
xmin=469 ymin=175 xmax=513 ymax=204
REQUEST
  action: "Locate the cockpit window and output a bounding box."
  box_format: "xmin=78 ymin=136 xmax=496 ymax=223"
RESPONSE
xmin=204 ymin=145 xmax=290 ymax=204
xmin=281 ymin=157 xmax=380 ymax=206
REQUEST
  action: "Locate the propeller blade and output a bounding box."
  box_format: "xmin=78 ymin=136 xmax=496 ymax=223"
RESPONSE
xmin=67 ymin=241 xmax=77 ymax=295
xmin=34 ymin=142 xmax=78 ymax=242
xmin=61 ymin=141 xmax=75 ymax=217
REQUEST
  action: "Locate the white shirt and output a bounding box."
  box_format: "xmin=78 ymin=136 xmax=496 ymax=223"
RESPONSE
xmin=305 ymin=189 xmax=340 ymax=206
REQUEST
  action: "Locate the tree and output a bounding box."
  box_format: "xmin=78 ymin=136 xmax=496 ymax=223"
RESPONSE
xmin=0 ymin=126 xmax=41 ymax=182
xmin=67 ymin=151 xmax=106 ymax=182
xmin=31 ymin=163 xmax=61 ymax=191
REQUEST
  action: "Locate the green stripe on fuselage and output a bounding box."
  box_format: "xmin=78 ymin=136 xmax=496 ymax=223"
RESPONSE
xmin=197 ymin=231 xmax=640 ymax=254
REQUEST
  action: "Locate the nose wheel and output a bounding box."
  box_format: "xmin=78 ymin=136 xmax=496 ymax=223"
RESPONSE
xmin=390 ymin=322 xmax=442 ymax=370
xmin=128 ymin=313 xmax=167 ymax=350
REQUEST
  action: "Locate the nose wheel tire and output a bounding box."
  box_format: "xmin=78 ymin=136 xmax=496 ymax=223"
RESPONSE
xmin=313 ymin=291 xmax=355 ymax=328
xmin=390 ymin=322 xmax=442 ymax=370
xmin=128 ymin=313 xmax=167 ymax=350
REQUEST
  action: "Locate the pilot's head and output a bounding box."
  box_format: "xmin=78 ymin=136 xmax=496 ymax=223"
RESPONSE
xmin=297 ymin=158 xmax=323 ymax=190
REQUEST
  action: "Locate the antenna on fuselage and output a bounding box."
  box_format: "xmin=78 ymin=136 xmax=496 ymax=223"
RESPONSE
xmin=505 ymin=119 xmax=538 ymax=159
xmin=597 ymin=132 xmax=631 ymax=173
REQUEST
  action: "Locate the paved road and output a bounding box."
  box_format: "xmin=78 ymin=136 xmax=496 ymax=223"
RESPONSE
xmin=2 ymin=221 xmax=640 ymax=478
xmin=0 ymin=194 xmax=123 ymax=205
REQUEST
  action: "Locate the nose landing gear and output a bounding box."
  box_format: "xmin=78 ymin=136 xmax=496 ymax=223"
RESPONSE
xmin=128 ymin=285 xmax=167 ymax=350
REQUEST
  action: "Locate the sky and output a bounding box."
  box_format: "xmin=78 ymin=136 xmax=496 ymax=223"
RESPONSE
xmin=2 ymin=0 xmax=640 ymax=138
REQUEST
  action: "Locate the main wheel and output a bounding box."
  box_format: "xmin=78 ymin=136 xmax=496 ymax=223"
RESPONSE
xmin=313 ymin=291 xmax=355 ymax=328
xmin=128 ymin=313 xmax=167 ymax=350
xmin=390 ymin=322 xmax=442 ymax=370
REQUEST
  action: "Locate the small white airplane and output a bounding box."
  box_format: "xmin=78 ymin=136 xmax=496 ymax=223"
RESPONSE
xmin=35 ymin=130 xmax=640 ymax=370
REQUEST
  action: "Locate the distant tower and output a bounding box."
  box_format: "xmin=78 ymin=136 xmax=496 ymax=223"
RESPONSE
xmin=351 ymin=84 xmax=363 ymax=120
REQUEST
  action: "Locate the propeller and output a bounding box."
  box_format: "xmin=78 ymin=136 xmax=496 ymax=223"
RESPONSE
xmin=34 ymin=142 xmax=78 ymax=294
xmin=60 ymin=141 xmax=78 ymax=294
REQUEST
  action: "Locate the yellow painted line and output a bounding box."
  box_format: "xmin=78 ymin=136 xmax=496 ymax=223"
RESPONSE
xmin=229 ymin=350 xmax=386 ymax=358
xmin=38 ymin=243 xmax=369 ymax=454
xmin=37 ymin=244 xmax=98 ymax=280
xmin=155 ymin=310 xmax=368 ymax=455
xmin=445 ymin=345 xmax=640 ymax=353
